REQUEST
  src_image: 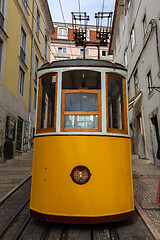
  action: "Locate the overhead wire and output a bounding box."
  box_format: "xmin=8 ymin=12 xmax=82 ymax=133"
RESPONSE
xmin=78 ymin=0 xmax=81 ymax=13
xmin=58 ymin=0 xmax=74 ymax=59
xmin=101 ymin=0 xmax=105 ymax=27
xmin=58 ymin=0 xmax=66 ymax=26
xmin=111 ymin=0 xmax=115 ymax=13
xmin=78 ymin=0 xmax=81 ymax=29
xmin=102 ymin=0 xmax=105 ymax=13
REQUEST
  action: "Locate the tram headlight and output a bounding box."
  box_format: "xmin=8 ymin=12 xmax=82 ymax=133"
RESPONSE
xmin=70 ymin=165 xmax=91 ymax=185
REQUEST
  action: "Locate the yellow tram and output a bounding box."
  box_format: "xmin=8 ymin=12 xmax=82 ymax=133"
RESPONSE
xmin=30 ymin=59 xmax=134 ymax=224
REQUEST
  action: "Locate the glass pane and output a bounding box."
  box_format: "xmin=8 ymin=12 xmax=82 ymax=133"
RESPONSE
xmin=65 ymin=93 xmax=98 ymax=111
xmin=62 ymin=70 xmax=101 ymax=89
xmin=108 ymin=75 xmax=124 ymax=129
xmin=65 ymin=115 xmax=98 ymax=128
xmin=39 ymin=75 xmax=56 ymax=129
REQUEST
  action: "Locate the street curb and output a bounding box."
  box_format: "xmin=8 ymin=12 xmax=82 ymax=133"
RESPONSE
xmin=134 ymin=199 xmax=160 ymax=240
xmin=0 ymin=174 xmax=32 ymax=206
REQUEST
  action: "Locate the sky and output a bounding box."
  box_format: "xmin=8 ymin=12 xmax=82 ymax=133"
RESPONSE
xmin=48 ymin=0 xmax=116 ymax=26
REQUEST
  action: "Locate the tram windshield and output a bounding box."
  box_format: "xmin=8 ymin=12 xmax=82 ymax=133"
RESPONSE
xmin=62 ymin=70 xmax=101 ymax=131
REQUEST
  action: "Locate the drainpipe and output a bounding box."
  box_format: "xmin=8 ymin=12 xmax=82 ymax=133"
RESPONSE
xmin=151 ymin=19 xmax=160 ymax=78
xmin=28 ymin=0 xmax=35 ymax=150
xmin=97 ymin=44 xmax=100 ymax=60
xmin=83 ymin=46 xmax=86 ymax=59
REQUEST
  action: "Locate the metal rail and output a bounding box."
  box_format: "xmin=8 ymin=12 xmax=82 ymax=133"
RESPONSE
xmin=0 ymin=198 xmax=30 ymax=239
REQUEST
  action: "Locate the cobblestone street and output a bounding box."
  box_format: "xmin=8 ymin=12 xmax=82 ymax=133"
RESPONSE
xmin=132 ymin=155 xmax=160 ymax=238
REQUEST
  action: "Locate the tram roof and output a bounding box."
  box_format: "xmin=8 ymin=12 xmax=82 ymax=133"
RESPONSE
xmin=39 ymin=59 xmax=127 ymax=71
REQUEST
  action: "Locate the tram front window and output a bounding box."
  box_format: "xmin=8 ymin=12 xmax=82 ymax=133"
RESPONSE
xmin=65 ymin=115 xmax=98 ymax=128
xmin=62 ymin=70 xmax=101 ymax=131
xmin=64 ymin=92 xmax=98 ymax=128
xmin=107 ymin=74 xmax=128 ymax=134
xmin=65 ymin=93 xmax=98 ymax=111
xmin=37 ymin=74 xmax=57 ymax=133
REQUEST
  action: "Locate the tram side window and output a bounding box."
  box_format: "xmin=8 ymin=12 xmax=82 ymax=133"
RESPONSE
xmin=107 ymin=74 xmax=128 ymax=134
xmin=37 ymin=74 xmax=57 ymax=133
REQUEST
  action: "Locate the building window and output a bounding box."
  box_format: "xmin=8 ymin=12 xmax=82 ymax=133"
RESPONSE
xmin=19 ymin=67 xmax=25 ymax=96
xmin=34 ymin=87 xmax=37 ymax=110
xmin=80 ymin=48 xmax=89 ymax=56
xmin=36 ymin=8 xmax=40 ymax=38
xmin=102 ymin=50 xmax=108 ymax=56
xmin=0 ymin=39 xmax=3 ymax=71
xmin=0 ymin=0 xmax=5 ymax=28
xmin=147 ymin=71 xmax=153 ymax=95
xmin=85 ymin=30 xmax=89 ymax=39
xmin=134 ymin=70 xmax=139 ymax=95
xmin=124 ymin=48 xmax=128 ymax=68
xmin=58 ymin=28 xmax=67 ymax=36
xmin=58 ymin=47 xmax=67 ymax=54
xmin=142 ymin=14 xmax=147 ymax=37
xmin=79 ymin=29 xmax=89 ymax=40
xmin=45 ymin=34 xmax=48 ymax=57
xmin=124 ymin=0 xmax=131 ymax=15
xmin=130 ymin=25 xmax=136 ymax=50
xmin=20 ymin=27 xmax=26 ymax=63
xmin=35 ymin=56 xmax=39 ymax=82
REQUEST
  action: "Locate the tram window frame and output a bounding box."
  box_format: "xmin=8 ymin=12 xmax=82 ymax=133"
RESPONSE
xmin=36 ymin=73 xmax=57 ymax=134
xmin=61 ymin=89 xmax=101 ymax=132
xmin=106 ymin=73 xmax=128 ymax=134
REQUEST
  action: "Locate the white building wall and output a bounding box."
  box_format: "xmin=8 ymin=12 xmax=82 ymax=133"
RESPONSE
xmin=110 ymin=0 xmax=160 ymax=163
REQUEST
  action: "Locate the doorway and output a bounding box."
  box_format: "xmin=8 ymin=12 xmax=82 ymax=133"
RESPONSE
xmin=16 ymin=117 xmax=23 ymax=151
xmin=137 ymin=113 xmax=146 ymax=158
xmin=150 ymin=115 xmax=159 ymax=162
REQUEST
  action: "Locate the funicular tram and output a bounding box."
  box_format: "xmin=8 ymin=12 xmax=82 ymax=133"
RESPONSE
xmin=30 ymin=59 xmax=134 ymax=224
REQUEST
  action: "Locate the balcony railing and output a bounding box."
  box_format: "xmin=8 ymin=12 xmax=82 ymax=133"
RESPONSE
xmin=20 ymin=47 xmax=26 ymax=63
xmin=0 ymin=12 xmax=4 ymax=28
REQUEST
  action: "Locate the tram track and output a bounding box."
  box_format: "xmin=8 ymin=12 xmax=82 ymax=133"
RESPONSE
xmin=0 ymin=198 xmax=30 ymax=239
xmin=0 ymin=178 xmax=156 ymax=240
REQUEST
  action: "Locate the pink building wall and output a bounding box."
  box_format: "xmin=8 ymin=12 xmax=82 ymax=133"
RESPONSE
xmin=50 ymin=23 xmax=112 ymax=62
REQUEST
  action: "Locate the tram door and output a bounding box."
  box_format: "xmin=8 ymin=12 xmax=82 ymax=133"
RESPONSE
xmin=16 ymin=117 xmax=23 ymax=151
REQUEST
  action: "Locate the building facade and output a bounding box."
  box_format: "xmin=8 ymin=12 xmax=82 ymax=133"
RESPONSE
xmin=0 ymin=0 xmax=54 ymax=158
xmin=51 ymin=22 xmax=112 ymax=61
xmin=109 ymin=0 xmax=160 ymax=164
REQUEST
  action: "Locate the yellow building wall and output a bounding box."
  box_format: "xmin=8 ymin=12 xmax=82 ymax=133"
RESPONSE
xmin=4 ymin=0 xmax=49 ymax=112
xmin=4 ymin=0 xmax=32 ymax=111
xmin=4 ymin=0 xmax=20 ymax=98
xmin=0 ymin=0 xmax=53 ymax=154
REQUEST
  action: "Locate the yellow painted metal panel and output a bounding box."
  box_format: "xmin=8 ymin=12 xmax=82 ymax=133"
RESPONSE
xmin=30 ymin=135 xmax=134 ymax=217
